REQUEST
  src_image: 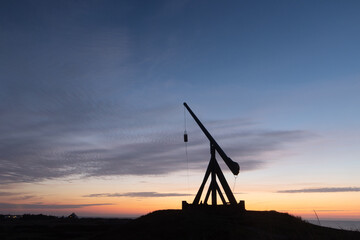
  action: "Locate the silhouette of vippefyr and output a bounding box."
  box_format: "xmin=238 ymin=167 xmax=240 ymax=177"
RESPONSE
xmin=182 ymin=102 xmax=245 ymax=211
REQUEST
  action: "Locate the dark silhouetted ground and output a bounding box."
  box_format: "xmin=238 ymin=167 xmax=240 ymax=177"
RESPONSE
xmin=1 ymin=210 xmax=360 ymax=239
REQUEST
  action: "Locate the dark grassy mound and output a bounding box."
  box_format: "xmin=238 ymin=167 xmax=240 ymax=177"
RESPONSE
xmin=120 ymin=209 xmax=360 ymax=240
xmin=0 ymin=217 xmax=131 ymax=240
xmin=1 ymin=210 xmax=359 ymax=239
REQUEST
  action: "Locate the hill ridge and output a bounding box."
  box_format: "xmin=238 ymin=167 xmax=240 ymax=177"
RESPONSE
xmin=125 ymin=209 xmax=360 ymax=240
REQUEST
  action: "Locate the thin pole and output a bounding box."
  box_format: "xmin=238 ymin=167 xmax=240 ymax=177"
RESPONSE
xmin=314 ymin=210 xmax=321 ymax=226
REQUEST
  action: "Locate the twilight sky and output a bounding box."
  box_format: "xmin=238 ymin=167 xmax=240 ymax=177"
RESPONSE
xmin=1 ymin=0 xmax=360 ymax=219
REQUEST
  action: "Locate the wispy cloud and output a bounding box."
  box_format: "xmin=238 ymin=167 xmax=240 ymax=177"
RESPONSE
xmin=0 ymin=107 xmax=312 ymax=184
xmin=315 ymin=210 xmax=347 ymax=212
xmin=277 ymin=187 xmax=360 ymax=193
xmin=0 ymin=192 xmax=21 ymax=196
xmin=12 ymin=195 xmax=38 ymax=201
xmin=0 ymin=192 xmax=39 ymax=200
xmin=83 ymin=192 xmax=192 ymax=198
xmin=0 ymin=203 xmax=112 ymax=209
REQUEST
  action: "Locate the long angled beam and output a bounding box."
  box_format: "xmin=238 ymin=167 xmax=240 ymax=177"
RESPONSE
xmin=183 ymin=102 xmax=239 ymax=175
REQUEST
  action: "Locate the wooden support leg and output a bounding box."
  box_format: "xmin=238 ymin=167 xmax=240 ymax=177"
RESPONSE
xmin=215 ymin=181 xmax=227 ymax=205
xmin=192 ymin=160 xmax=211 ymax=205
xmin=214 ymin=159 xmax=237 ymax=205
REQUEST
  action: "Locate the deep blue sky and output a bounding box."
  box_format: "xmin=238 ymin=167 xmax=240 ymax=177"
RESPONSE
xmin=1 ymin=0 xmax=360 ymax=217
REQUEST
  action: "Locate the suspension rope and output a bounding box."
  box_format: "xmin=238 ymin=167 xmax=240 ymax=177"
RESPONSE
xmin=184 ymin=106 xmax=190 ymax=200
xmin=184 ymin=106 xmax=187 ymax=131
xmin=233 ymin=175 xmax=238 ymax=192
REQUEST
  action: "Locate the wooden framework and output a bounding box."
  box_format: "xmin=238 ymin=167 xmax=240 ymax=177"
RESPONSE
xmin=182 ymin=102 xmax=244 ymax=209
xmin=193 ymin=143 xmax=237 ymax=205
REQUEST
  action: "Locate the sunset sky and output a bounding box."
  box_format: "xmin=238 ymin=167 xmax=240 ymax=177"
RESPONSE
xmin=1 ymin=0 xmax=360 ymax=220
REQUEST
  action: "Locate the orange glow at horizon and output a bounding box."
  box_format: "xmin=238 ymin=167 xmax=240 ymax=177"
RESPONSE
xmin=2 ymin=192 xmax=359 ymax=220
xmin=1 ymin=175 xmax=359 ymax=220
